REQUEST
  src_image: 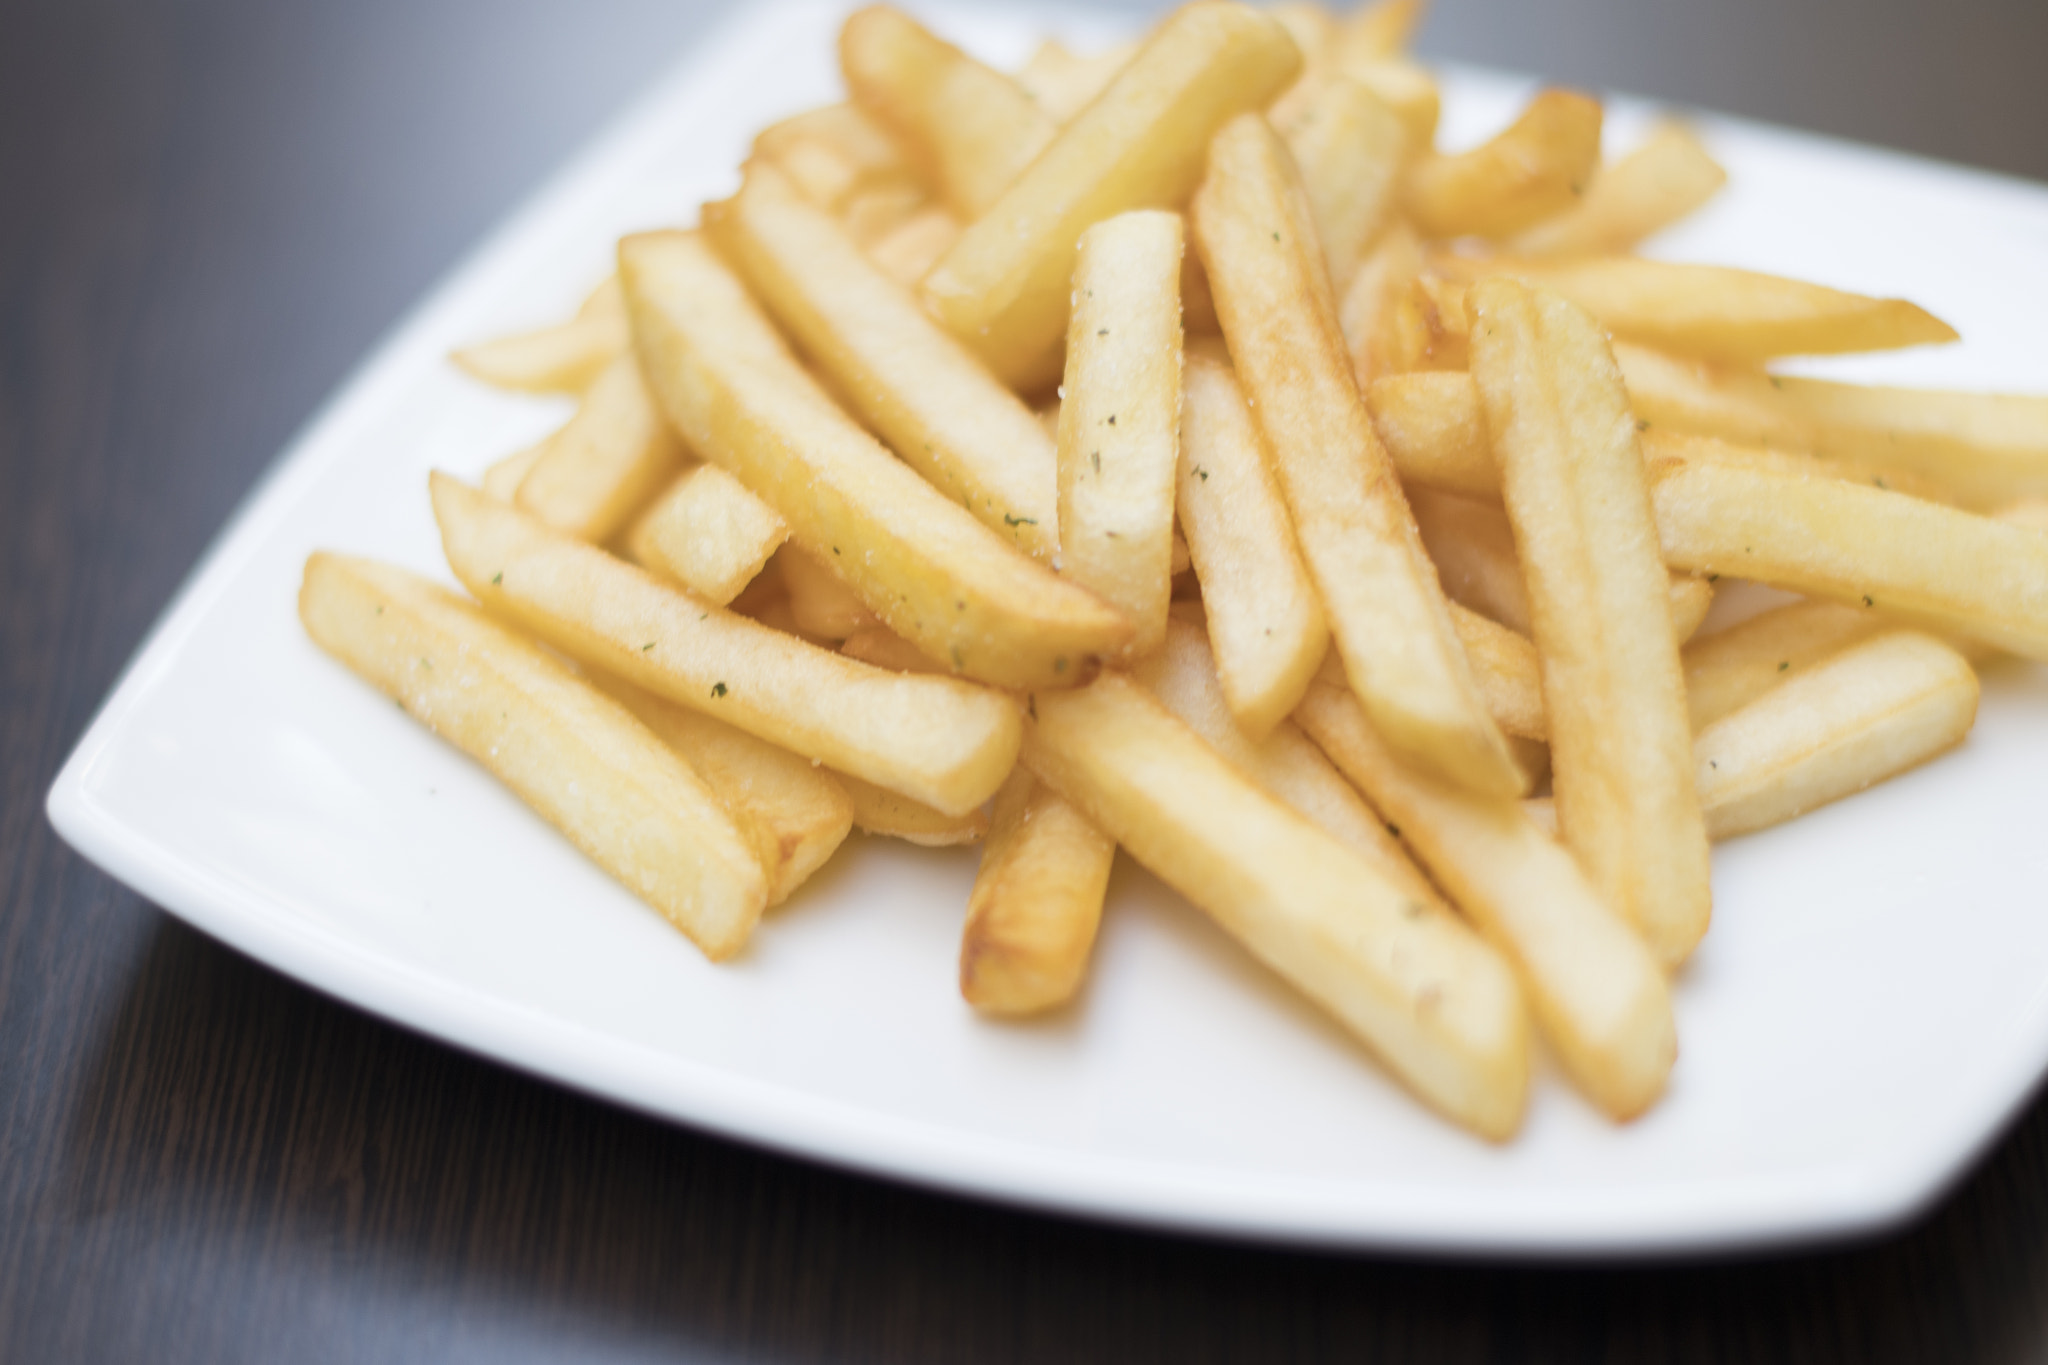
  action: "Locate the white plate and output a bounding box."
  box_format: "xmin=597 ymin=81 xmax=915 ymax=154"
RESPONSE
xmin=46 ymin=0 xmax=2048 ymax=1256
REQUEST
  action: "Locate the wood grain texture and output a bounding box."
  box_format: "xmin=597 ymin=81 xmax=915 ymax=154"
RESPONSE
xmin=6 ymin=1 xmax=2048 ymax=1360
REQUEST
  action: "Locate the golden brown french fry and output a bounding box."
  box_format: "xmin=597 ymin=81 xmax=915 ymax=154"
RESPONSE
xmin=922 ymin=3 xmax=1301 ymax=389
xmin=1177 ymin=339 xmax=1328 ymax=737
xmin=1646 ymin=437 xmax=2048 ymax=660
xmin=1011 ymin=39 xmax=1137 ymax=122
xmin=1276 ymin=73 xmax=1411 ymax=286
xmin=621 ymin=230 xmax=1131 ymax=689
xmin=1682 ymin=598 xmax=1881 ymax=732
xmin=778 ymin=545 xmax=880 ymax=642
xmin=590 ymin=673 xmax=855 ymax=906
xmin=299 ymin=553 xmax=768 ymax=957
xmin=712 ymin=163 xmax=1058 ymax=559
xmin=1056 ymin=210 xmax=1185 ymax=659
xmin=481 ymin=444 xmax=547 ymax=502
xmin=752 ymin=103 xmax=920 ymax=211
xmin=1512 ymin=121 xmax=1727 ymax=257
xmin=1193 ymin=113 xmax=1527 ymax=798
xmin=1460 ymin=257 xmax=1958 ymax=364
xmin=624 ymin=463 xmax=789 ymax=606
xmin=1293 ymin=678 xmax=1675 ymax=1121
xmin=513 ymin=354 xmax=686 ymax=544
xmin=1404 ymin=90 xmax=1601 ymax=240
xmin=1336 ymin=0 xmax=1427 ymax=64
xmin=865 ymin=204 xmax=961 ymax=287
xmin=431 ymin=473 xmax=1020 ymax=815
xmin=838 ymin=771 xmax=991 ymax=845
xmin=1695 ymin=631 xmax=1979 ymax=839
xmin=1138 ymin=619 xmax=1436 ymax=901
xmin=1025 ymin=672 xmax=1529 ymax=1140
xmin=840 ymin=6 xmax=1056 ymax=218
xmin=452 ymin=313 xmax=628 ymax=395
xmin=1469 ymin=278 xmax=1710 ymax=967
xmin=960 ymin=768 xmax=1116 ymax=1015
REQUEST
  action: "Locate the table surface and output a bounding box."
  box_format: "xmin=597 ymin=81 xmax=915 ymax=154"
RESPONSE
xmin=9 ymin=1 xmax=2048 ymax=1360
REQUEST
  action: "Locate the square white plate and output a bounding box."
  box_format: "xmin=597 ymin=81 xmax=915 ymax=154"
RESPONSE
xmin=47 ymin=0 xmax=2048 ymax=1256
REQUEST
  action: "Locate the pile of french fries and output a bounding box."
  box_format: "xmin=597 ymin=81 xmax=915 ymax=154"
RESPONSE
xmin=300 ymin=0 xmax=2048 ymax=1140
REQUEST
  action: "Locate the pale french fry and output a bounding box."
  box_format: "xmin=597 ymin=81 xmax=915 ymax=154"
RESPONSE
xmin=1024 ymin=672 xmax=1530 ymax=1140
xmin=961 ymin=769 xmax=1116 ymax=1014
xmin=1137 ymin=619 xmax=1436 ymax=901
xmin=1339 ymin=223 xmax=1425 ymax=385
xmin=1469 ymin=278 xmax=1710 ymax=967
xmin=1612 ymin=343 xmax=1812 ymax=450
xmin=1056 ymin=210 xmax=1185 ymax=659
xmin=752 ymin=103 xmax=919 ymax=211
xmin=712 ymin=163 xmax=1058 ymax=559
xmin=841 ymin=6 xmax=1057 ymax=219
xmin=452 ymin=314 xmax=628 ymax=395
xmin=1276 ymin=74 xmax=1411 ymax=286
xmin=838 ymin=771 xmax=991 ymax=845
xmin=778 ymin=544 xmax=880 ymax=642
xmin=299 ymin=553 xmax=767 ymax=957
xmin=1446 ymin=605 xmax=1547 ymax=742
xmin=513 ymin=354 xmax=686 ymax=544
xmin=1404 ymin=90 xmax=1602 ymax=240
xmin=621 ymin=230 xmax=1131 ymax=689
xmin=1512 ymin=121 xmax=1728 ymax=257
xmin=1012 ymin=39 xmax=1137 ymax=123
xmin=625 ymin=463 xmax=789 ymax=607
xmin=839 ymin=181 xmax=928 ymax=245
xmin=1682 ymin=598 xmax=1882 ymax=732
xmin=1460 ymin=256 xmax=1959 ymax=364
xmin=1695 ymin=631 xmax=1979 ymax=839
xmin=431 ymin=474 xmax=1020 ymax=815
xmin=576 ymin=274 xmax=625 ymax=323
xmin=1377 ymin=273 xmax=1472 ymax=373
xmin=1339 ymin=59 xmax=1440 ymax=151
xmin=591 ymin=673 xmax=855 ymax=906
xmin=1293 ymin=678 xmax=1675 ymax=1120
xmin=1177 ymin=339 xmax=1328 ymax=737
xmin=481 ymin=444 xmax=547 ymax=502
xmin=866 ymin=204 xmax=962 ymax=287
xmin=1193 ymin=113 xmax=1527 ymax=798
xmin=840 ymin=624 xmax=942 ymax=674
xmin=1335 ymin=0 xmax=1427 ymax=64
xmin=922 ymin=3 xmax=1301 ymax=389
xmin=1646 ymin=438 xmax=2048 ymax=661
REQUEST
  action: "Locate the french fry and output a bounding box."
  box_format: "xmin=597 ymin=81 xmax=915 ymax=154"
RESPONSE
xmin=1138 ymin=619 xmax=1437 ymax=901
xmin=711 ymin=163 xmax=1058 ymax=559
xmin=1695 ymin=631 xmax=1979 ymax=839
xmin=1177 ymin=338 xmax=1328 ymax=736
xmin=1012 ymin=39 xmax=1137 ymax=122
xmin=839 ymin=181 xmax=928 ymax=245
xmin=1193 ymin=113 xmax=1527 ymax=798
xmin=1469 ymin=278 xmax=1710 ymax=967
xmin=1339 ymin=223 xmax=1425 ymax=384
xmin=1276 ymin=74 xmax=1411 ymax=286
xmin=866 ymin=204 xmax=962 ymax=287
xmin=431 ymin=473 xmax=1021 ymax=815
xmin=452 ymin=280 xmax=629 ymax=395
xmin=1056 ymin=210 xmax=1185 ymax=659
xmin=1459 ymin=256 xmax=1959 ymax=364
xmin=621 ymin=230 xmax=1132 ymax=688
xmin=1377 ymin=274 xmax=1472 ymax=374
xmin=1512 ymin=122 xmax=1727 ymax=258
xmin=590 ymin=673 xmax=855 ymax=906
xmin=1339 ymin=59 xmax=1440 ymax=152
xmin=299 ymin=553 xmax=768 ymax=957
xmin=1646 ymin=437 xmax=2048 ymax=661
xmin=481 ymin=444 xmax=547 ymax=502
xmin=1610 ymin=343 xmax=1813 ymax=450
xmin=624 ymin=463 xmax=789 ymax=606
xmin=1404 ymin=90 xmax=1602 ymax=240
xmin=1446 ymin=605 xmax=1547 ymax=742
xmin=513 ymin=354 xmax=686 ymax=544
xmin=840 ymin=6 xmax=1057 ymax=219
xmin=752 ymin=103 xmax=920 ymax=211
xmin=960 ymin=768 xmax=1116 ymax=1014
xmin=1335 ymin=0 xmax=1427 ymax=65
xmin=778 ymin=545 xmax=880 ymax=642
xmin=922 ymin=3 xmax=1301 ymax=389
xmin=1024 ymin=672 xmax=1530 ymax=1140
xmin=1293 ymin=678 xmax=1675 ymax=1120
xmin=841 ymin=624 xmax=942 ymax=674
xmin=1682 ymin=599 xmax=1881 ymax=732
xmin=838 ymin=771 xmax=991 ymax=845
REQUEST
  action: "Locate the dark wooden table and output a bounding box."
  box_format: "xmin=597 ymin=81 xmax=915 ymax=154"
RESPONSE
xmin=8 ymin=1 xmax=2048 ymax=1359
